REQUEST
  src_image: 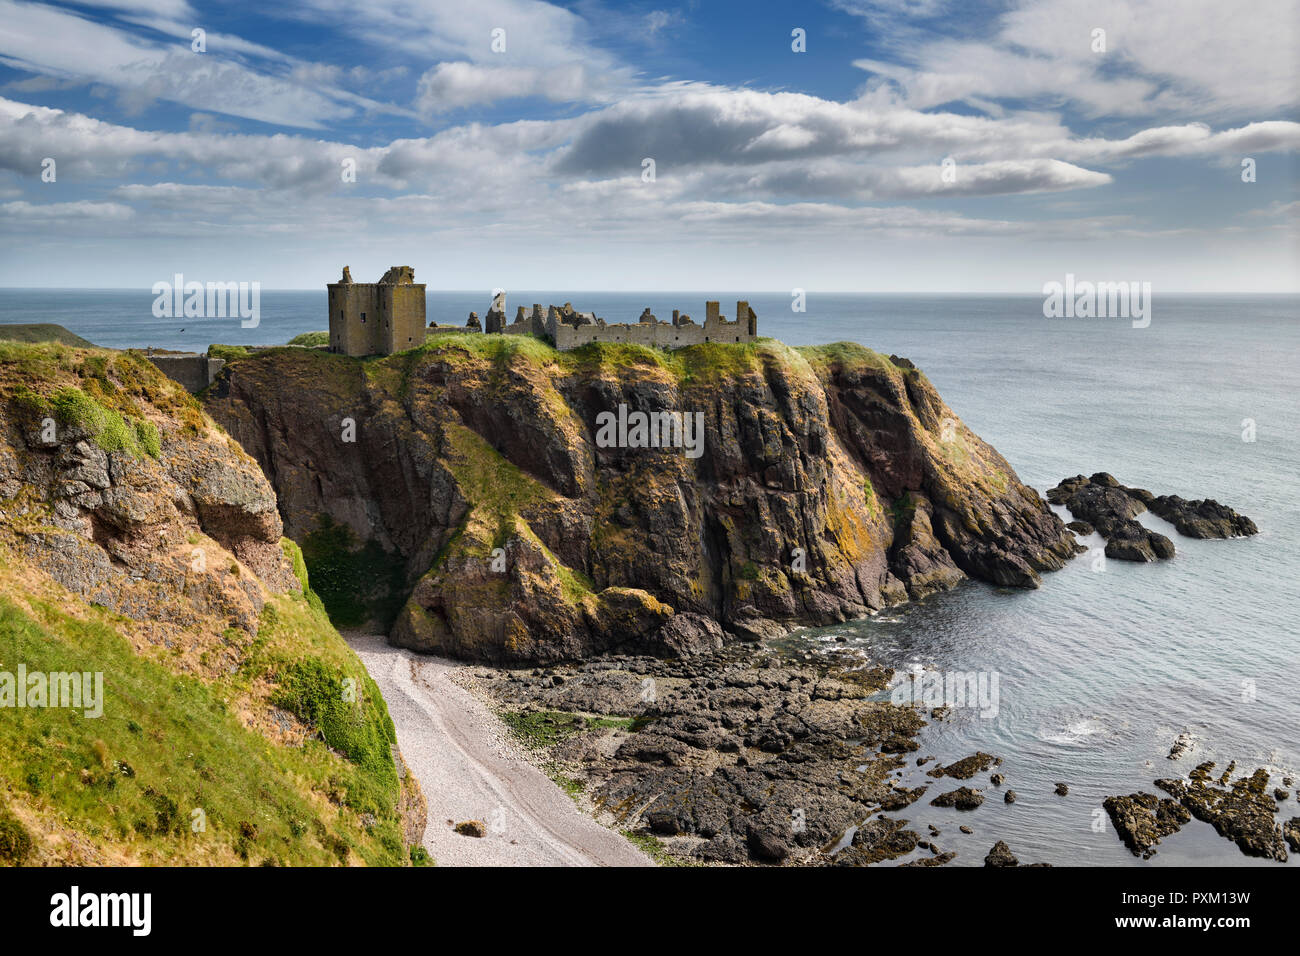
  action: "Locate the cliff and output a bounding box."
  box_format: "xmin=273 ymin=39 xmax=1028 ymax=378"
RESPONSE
xmin=0 ymin=341 xmax=425 ymax=866
xmin=205 ymin=335 xmax=1079 ymax=664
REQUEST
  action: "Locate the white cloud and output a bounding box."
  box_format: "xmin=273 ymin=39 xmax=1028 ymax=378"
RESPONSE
xmin=850 ymin=0 xmax=1300 ymax=120
xmin=0 ymin=0 xmax=397 ymax=127
xmin=415 ymin=61 xmax=612 ymax=113
xmin=0 ymin=199 xmax=134 ymax=220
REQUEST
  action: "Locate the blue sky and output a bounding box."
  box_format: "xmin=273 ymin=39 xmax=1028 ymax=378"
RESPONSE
xmin=0 ymin=0 xmax=1296 ymax=290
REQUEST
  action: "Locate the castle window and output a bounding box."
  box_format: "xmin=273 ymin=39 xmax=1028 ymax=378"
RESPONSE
xmin=361 ymin=312 xmax=367 ymax=323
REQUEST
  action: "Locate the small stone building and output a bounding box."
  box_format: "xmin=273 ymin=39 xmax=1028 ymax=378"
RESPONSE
xmin=327 ymin=265 xmax=426 ymax=357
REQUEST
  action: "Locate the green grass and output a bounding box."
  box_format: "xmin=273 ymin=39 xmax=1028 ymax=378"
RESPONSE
xmin=621 ymin=830 xmax=696 ymax=866
xmin=287 ymin=331 xmax=329 ymax=347
xmin=0 ymin=804 xmax=33 ymax=863
xmin=207 ymin=344 xmax=252 ymax=363
xmin=499 ymin=709 xmax=638 ymax=748
xmin=29 ymin=386 xmax=161 ymax=458
xmin=796 ymin=341 xmax=895 ymax=373
xmin=0 ymin=589 xmax=406 ymax=865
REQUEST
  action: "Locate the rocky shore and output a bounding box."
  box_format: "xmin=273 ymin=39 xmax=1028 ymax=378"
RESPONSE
xmin=452 ymin=645 xmax=1060 ymax=866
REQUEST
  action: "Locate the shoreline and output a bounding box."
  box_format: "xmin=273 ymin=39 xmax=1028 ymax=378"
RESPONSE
xmin=342 ymin=632 xmax=653 ymax=867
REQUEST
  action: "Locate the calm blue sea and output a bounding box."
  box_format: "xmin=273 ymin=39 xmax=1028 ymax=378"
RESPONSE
xmin=2 ymin=288 xmax=1297 ymax=866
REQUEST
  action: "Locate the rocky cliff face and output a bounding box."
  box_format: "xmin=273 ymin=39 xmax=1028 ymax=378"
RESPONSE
xmin=0 ymin=347 xmax=296 ymax=644
xmin=0 ymin=342 xmax=422 ymax=865
xmin=206 ymin=337 xmax=1079 ymax=663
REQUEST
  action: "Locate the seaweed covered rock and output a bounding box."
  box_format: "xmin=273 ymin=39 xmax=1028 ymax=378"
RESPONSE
xmin=1103 ymin=792 xmax=1192 ymax=859
xmin=1155 ymin=763 xmax=1287 ymax=861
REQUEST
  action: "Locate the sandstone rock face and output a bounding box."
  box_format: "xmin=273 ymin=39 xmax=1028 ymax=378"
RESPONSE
xmin=206 ymin=341 xmax=1079 ymax=663
xmin=0 ymin=353 xmax=296 ymax=644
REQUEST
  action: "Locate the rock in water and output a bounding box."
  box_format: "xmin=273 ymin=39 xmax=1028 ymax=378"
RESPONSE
xmin=1103 ymin=793 xmax=1191 ymax=859
xmin=1048 ymin=473 xmax=1256 ymax=562
xmin=1155 ymin=764 xmax=1288 ymax=861
xmin=984 ymin=840 xmax=1019 ymax=866
xmin=931 ymin=786 xmax=984 ymax=810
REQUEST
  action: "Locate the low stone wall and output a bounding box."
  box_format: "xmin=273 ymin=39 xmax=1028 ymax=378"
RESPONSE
xmin=146 ymin=354 xmax=225 ymax=393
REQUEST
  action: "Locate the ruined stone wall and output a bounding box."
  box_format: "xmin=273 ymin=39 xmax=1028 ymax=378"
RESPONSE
xmin=548 ymin=300 xmax=757 ymax=351
xmin=328 ymin=283 xmax=382 ymax=356
xmin=146 ymin=354 xmax=225 ymax=393
xmin=380 ymin=284 xmax=426 ymax=353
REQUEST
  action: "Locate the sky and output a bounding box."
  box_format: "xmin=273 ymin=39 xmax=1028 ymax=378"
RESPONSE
xmin=0 ymin=0 xmax=1296 ymax=292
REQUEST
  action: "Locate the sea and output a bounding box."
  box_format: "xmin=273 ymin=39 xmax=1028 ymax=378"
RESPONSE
xmin=1 ymin=288 xmax=1297 ymax=867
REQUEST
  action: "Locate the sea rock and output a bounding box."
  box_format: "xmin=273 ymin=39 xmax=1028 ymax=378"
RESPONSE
xmin=1004 ymin=789 xmax=1017 ymax=804
xmin=1055 ymin=782 xmax=1069 ymax=796
xmin=1155 ymin=764 xmax=1288 ymax=861
xmin=453 ymin=820 xmax=486 ymax=838
xmin=746 ymin=827 xmax=790 ymax=862
xmin=1168 ymin=732 xmax=1195 ymax=760
xmin=1103 ymin=792 xmax=1192 ymax=859
xmin=984 ymin=840 xmax=1019 ymax=867
xmin=1146 ymin=494 xmax=1257 ymax=539
xmin=476 ymin=649 xmax=926 ymax=866
xmin=833 ymin=817 xmax=919 ymax=866
xmin=1285 ymin=818 xmax=1300 ymax=853
xmin=1048 ymin=473 xmax=1257 ymax=563
xmin=644 ymin=612 xmax=726 ymax=658
xmin=931 ymin=786 xmax=984 ymax=810
xmin=927 ymin=752 xmax=997 ymax=780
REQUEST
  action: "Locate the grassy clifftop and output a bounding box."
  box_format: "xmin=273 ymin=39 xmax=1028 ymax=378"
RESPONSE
xmin=0 ymin=323 xmax=96 ymax=348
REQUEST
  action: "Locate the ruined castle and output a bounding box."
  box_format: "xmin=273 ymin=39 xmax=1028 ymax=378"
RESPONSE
xmin=328 ymin=267 xmax=757 ymax=356
xmin=328 ymin=266 xmax=426 ymax=357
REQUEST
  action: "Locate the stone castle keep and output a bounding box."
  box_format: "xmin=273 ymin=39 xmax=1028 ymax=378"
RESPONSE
xmin=328 ymin=266 xmax=757 ymax=357
xmin=328 ymin=265 xmax=427 ymax=357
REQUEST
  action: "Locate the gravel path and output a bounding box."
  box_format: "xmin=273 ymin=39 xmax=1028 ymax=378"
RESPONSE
xmin=345 ymin=632 xmax=653 ymax=867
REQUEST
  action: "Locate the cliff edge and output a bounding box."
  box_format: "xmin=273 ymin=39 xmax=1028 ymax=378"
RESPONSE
xmin=205 ymin=336 xmax=1079 ymax=663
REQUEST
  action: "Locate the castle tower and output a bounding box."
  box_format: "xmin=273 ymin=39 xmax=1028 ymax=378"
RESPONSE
xmin=328 ymin=265 xmax=426 ymax=357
